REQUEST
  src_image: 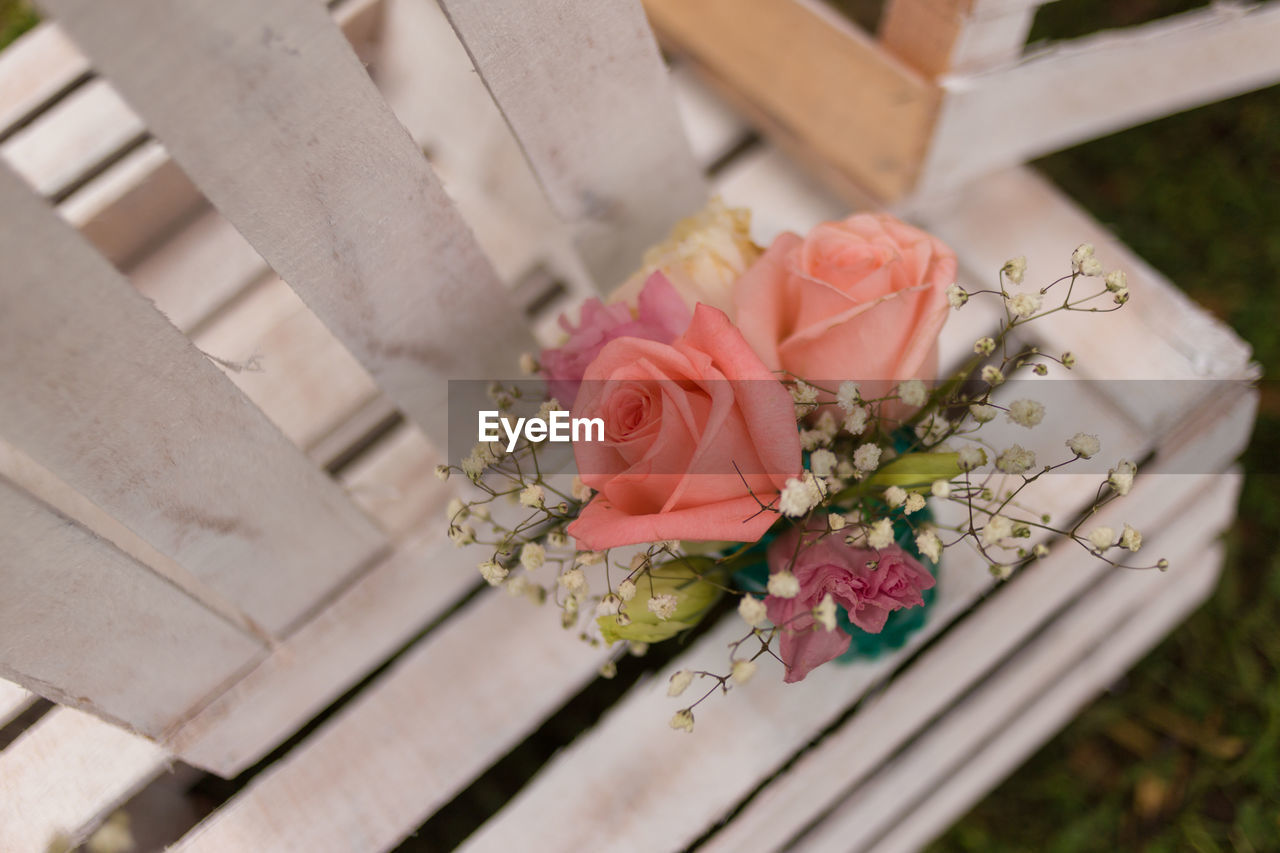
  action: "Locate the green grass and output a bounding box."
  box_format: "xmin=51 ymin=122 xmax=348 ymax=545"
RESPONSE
xmin=0 ymin=0 xmax=36 ymax=50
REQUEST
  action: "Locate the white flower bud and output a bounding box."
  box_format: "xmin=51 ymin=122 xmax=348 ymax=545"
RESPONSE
xmin=779 ymin=473 xmax=824 ymax=517
xmin=1072 ymin=243 xmax=1102 ymax=276
xmin=1088 ymin=526 xmax=1115 ymax=551
xmin=837 ymin=381 xmax=862 ymax=413
xmin=853 ymin=443 xmax=882 ymax=472
xmin=618 ymin=578 xmax=637 ymax=601
xmin=981 ymin=365 xmax=1005 ymax=386
xmin=1105 ymin=270 xmax=1127 ymax=292
xmin=884 ymin=485 xmax=908 ymax=508
xmin=843 ymin=407 xmax=869 ymax=435
xmin=1120 ymin=523 xmax=1142 ymax=552
xmin=669 ymin=708 xmax=695 ymax=733
xmin=898 ymin=379 xmax=929 ymax=408
xmin=916 ymin=529 xmax=943 ymax=563
xmin=1006 ymin=291 xmax=1042 ymax=318
xmin=974 ymin=336 xmax=997 ymax=356
xmin=1007 ymin=399 xmax=1046 ymax=428
xmin=904 ymin=492 xmax=927 ymax=514
xmin=738 ymin=594 xmax=768 ymax=628
xmin=667 ymin=669 xmax=694 ymax=696
xmin=558 ymin=566 xmax=587 ymax=595
xmin=970 ymin=403 xmax=998 ymax=423
xmin=1066 ymin=433 xmax=1101 ymax=459
xmin=868 ymin=518 xmax=895 ymax=549
xmin=981 ymin=515 xmax=1014 ymax=546
xmin=1033 ymin=543 xmax=1051 ymax=559
xmin=931 ymin=480 xmax=951 ymax=498
xmin=731 ymin=659 xmax=758 ymax=685
xmin=1109 ymin=459 xmax=1137 ymax=496
xmin=810 ymin=448 xmax=837 ymax=478
xmin=518 ymin=352 xmax=539 ymax=375
xmin=996 ymin=444 xmax=1036 ymax=475
xmin=478 ymin=561 xmax=508 ymax=586
xmin=435 ymin=464 xmax=451 ymax=482
xmin=520 ymin=542 xmax=546 ymax=571
xmin=947 ymin=284 xmax=969 ymax=308
xmin=767 ymin=570 xmax=801 ymax=599
xmin=813 ymin=593 xmax=838 ymax=632
xmin=519 ymin=484 xmax=546 ymax=508
xmin=1002 ymin=256 xmax=1027 ymax=285
xmin=828 ymin=512 xmax=848 ymax=531
xmin=957 ymin=446 xmax=988 ymax=470
xmin=648 ymin=593 xmax=678 ymax=620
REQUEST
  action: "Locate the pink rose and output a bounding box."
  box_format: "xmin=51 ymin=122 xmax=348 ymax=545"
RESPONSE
xmin=733 ymin=213 xmax=956 ymax=397
xmin=567 ymin=304 xmax=802 ymax=550
xmin=540 ymin=272 xmax=691 ymax=408
xmin=766 ymin=522 xmax=935 ymax=683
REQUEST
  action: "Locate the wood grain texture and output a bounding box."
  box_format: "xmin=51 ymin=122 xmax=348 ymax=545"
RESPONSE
xmin=438 ymin=0 xmax=708 ymax=289
xmin=916 ymin=1 xmax=1280 ymax=195
xmin=0 ymin=475 xmax=263 ymax=737
xmin=0 ymin=21 xmax=88 ymax=136
xmin=170 ymin=588 xmax=608 ymax=851
xmin=0 ymin=679 xmax=36 ymax=728
xmin=643 ymin=0 xmax=939 ymax=202
xmin=880 ymin=0 xmax=1034 ymax=76
xmin=0 ymin=708 xmax=169 ymax=853
xmin=0 ymin=162 xmax=386 ymax=637
xmin=41 ymin=0 xmax=534 ymax=448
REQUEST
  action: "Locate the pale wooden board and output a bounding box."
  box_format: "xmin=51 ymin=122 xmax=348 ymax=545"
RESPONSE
xmin=710 ymin=464 xmax=1245 ymax=852
xmin=796 ymin=480 xmax=1237 ymax=852
xmin=455 ymin=375 xmax=1201 ymax=852
xmin=438 ymin=0 xmax=708 ymax=289
xmin=916 ymin=2 xmax=1280 ymax=195
xmin=859 ymin=540 xmax=1226 ymax=853
xmin=0 ymin=679 xmax=36 ymax=729
xmin=170 ymin=588 xmax=608 ymax=852
xmin=912 ymin=166 xmax=1257 ymax=435
xmin=879 ymin=0 xmax=1035 ymax=77
xmin=643 ymin=0 xmax=939 ymax=202
xmin=0 ymin=476 xmax=264 ymax=738
xmin=0 ymin=162 xmax=386 ymax=639
xmin=0 ymin=708 xmax=170 ymax=853
xmin=0 ymin=22 xmax=88 ymax=135
xmin=0 ymin=76 xmax=143 ymax=198
xmin=43 ymin=0 xmax=535 ymax=449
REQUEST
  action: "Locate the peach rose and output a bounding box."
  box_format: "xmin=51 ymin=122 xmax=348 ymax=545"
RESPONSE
xmin=733 ymin=213 xmax=956 ymax=392
xmin=567 ymin=304 xmax=802 ymax=550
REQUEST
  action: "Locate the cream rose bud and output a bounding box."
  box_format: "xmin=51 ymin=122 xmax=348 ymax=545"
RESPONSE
xmin=610 ymin=197 xmax=760 ymax=321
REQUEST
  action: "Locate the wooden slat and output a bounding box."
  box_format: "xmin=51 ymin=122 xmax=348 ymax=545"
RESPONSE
xmin=0 ymin=680 xmax=36 ymax=729
xmin=913 ymin=167 xmax=1258 ymax=435
xmin=710 ymin=464 xmax=1245 ymax=852
xmin=438 ymin=0 xmax=708 ymax=288
xmin=0 ymin=22 xmax=88 ymax=136
xmin=42 ymin=0 xmax=535 ymax=448
xmin=643 ymin=0 xmax=939 ymax=202
xmin=915 ymin=2 xmax=1280 ymax=195
xmin=0 ymin=708 xmax=169 ymax=853
xmin=0 ymin=476 xmax=263 ymax=736
xmin=0 ymin=162 xmax=386 ymax=638
xmin=808 ymin=535 xmax=1228 ymax=845
xmin=879 ymin=0 xmax=1034 ymax=76
xmin=170 ymin=588 xmax=607 ymax=851
xmin=857 ymin=540 xmax=1226 ymax=853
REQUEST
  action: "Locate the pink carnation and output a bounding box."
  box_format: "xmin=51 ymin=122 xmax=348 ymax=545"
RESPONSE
xmin=540 ymin=272 xmax=691 ymax=408
xmin=765 ymin=522 xmax=935 ymax=683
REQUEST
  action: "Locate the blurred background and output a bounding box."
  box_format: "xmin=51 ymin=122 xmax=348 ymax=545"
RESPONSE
xmin=1 ymin=0 xmax=1273 ymax=849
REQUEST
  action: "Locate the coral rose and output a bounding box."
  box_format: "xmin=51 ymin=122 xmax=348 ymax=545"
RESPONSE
xmin=567 ymin=304 xmax=802 ymax=550
xmin=734 ymin=213 xmax=956 ymax=397
xmin=765 ymin=522 xmax=935 ymax=683
xmin=540 ymin=272 xmax=690 ymax=408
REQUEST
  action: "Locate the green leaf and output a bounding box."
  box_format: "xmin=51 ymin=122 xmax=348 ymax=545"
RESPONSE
xmin=866 ymin=452 xmax=962 ymax=490
xmin=597 ymin=557 xmax=723 ymax=644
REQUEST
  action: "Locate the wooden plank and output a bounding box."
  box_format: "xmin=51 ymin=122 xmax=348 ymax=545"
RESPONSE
xmin=916 ymin=2 xmax=1280 ymax=195
xmin=0 ymin=680 xmax=36 ymax=729
xmin=0 ymin=475 xmax=263 ymax=736
xmin=0 ymin=76 xmax=144 ymax=199
xmin=0 ymin=708 xmax=169 ymax=853
xmin=913 ymin=167 xmax=1258 ymax=435
xmin=880 ymin=0 xmax=1034 ymax=76
xmin=643 ymin=0 xmax=939 ymax=202
xmin=43 ymin=0 xmax=535 ymax=448
xmin=710 ymin=465 xmax=1244 ymax=852
xmin=0 ymin=162 xmax=386 ymax=638
xmin=0 ymin=22 xmax=89 ymax=137
xmin=170 ymin=587 xmax=608 ymax=851
xmin=165 ymin=529 xmax=475 ymax=776
xmin=438 ymin=0 xmax=707 ymax=288
xmin=859 ymin=540 xmax=1225 ymax=853
xmin=798 ymin=508 xmax=1234 ymax=852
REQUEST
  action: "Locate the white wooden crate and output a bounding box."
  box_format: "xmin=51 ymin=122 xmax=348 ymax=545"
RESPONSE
xmin=0 ymin=0 xmax=1259 ymax=850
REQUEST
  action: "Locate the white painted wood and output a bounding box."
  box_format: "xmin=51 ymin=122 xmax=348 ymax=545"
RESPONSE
xmin=860 ymin=539 xmax=1225 ymax=853
xmin=730 ymin=469 xmax=1241 ymax=853
xmin=0 ymin=475 xmax=263 ymax=736
xmin=917 ymin=2 xmax=1280 ymax=195
xmin=0 ymin=680 xmax=36 ymax=729
xmin=0 ymin=162 xmax=386 ymax=637
xmin=0 ymin=76 xmax=143 ymax=198
xmin=951 ymin=0 xmax=1036 ymax=71
xmin=170 ymin=588 xmax=608 ymax=852
xmin=166 ymin=529 xmax=475 ymax=776
xmin=912 ymin=167 xmax=1257 ymax=436
xmin=0 ymin=708 xmax=169 ymax=853
xmin=798 ymin=486 xmax=1236 ymax=852
xmin=437 ymin=0 xmax=708 ymax=289
xmin=0 ymin=22 xmax=88 ymax=135
xmin=42 ymin=0 xmax=534 ymax=448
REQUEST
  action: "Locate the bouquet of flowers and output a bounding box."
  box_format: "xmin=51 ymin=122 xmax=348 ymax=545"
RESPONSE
xmin=441 ymin=200 xmax=1163 ymax=732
